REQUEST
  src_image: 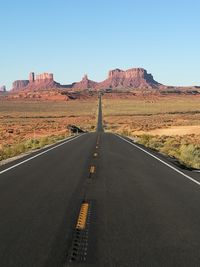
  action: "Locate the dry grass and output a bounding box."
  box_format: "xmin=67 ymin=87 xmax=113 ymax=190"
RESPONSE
xmin=138 ymin=134 xmax=200 ymax=169
xmin=103 ymin=95 xmax=200 ymax=116
xmin=103 ymin=95 xmax=200 ymax=134
xmin=0 ymin=100 xmax=98 ymax=117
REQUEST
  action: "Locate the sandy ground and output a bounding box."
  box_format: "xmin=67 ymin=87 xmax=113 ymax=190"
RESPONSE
xmin=133 ymin=125 xmax=200 ymax=136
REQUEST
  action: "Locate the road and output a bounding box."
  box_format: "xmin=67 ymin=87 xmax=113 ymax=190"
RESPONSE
xmin=1 ymin=96 xmax=200 ymax=266
xmin=97 ymin=93 xmax=104 ymax=132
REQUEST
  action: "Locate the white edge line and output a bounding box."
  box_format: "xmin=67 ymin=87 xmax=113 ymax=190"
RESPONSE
xmin=0 ymin=134 xmax=85 ymax=175
xmin=116 ymin=134 xmax=200 ymax=186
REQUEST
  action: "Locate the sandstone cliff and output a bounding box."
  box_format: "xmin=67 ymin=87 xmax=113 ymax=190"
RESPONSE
xmin=70 ymin=68 xmax=161 ymax=90
xmin=11 ymin=68 xmax=162 ymax=92
xmin=9 ymin=68 xmax=200 ymax=99
xmin=12 ymin=72 xmax=61 ymax=91
xmin=96 ymin=68 xmax=161 ymax=89
xmin=12 ymin=80 xmax=29 ymax=91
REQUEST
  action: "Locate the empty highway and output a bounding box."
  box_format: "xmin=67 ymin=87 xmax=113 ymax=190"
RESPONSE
xmin=1 ymin=96 xmax=200 ymax=266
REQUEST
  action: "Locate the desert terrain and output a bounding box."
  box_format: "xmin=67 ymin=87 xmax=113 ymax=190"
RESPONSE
xmin=1 ymin=67 xmax=200 ymax=168
xmin=1 ymin=91 xmax=200 ymax=169
xmin=0 ymin=99 xmax=97 ymax=161
xmin=103 ymin=94 xmax=200 ymax=169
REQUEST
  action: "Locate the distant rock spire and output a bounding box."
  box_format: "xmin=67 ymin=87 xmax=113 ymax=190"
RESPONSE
xmin=29 ymin=72 xmax=35 ymax=82
xmin=83 ymin=74 xmax=88 ymax=80
xmin=0 ymin=85 xmax=6 ymax=92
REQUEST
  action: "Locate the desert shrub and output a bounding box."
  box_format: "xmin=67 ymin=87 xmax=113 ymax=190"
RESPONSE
xmin=0 ymin=143 xmax=26 ymax=160
xmin=137 ymin=134 xmax=200 ymax=169
xmin=122 ymin=129 xmax=130 ymax=136
xmin=39 ymin=136 xmax=51 ymax=147
xmin=179 ymin=144 xmax=200 ymax=168
xmin=25 ymin=139 xmax=40 ymax=149
xmin=160 ymin=137 xmax=180 ymax=158
xmin=138 ymin=135 xmax=163 ymax=150
xmin=24 ymin=139 xmax=36 ymax=149
xmin=138 ymin=134 xmax=151 ymax=146
xmin=55 ymin=134 xmax=66 ymax=141
xmin=149 ymin=137 xmax=164 ymax=150
xmin=0 ymin=133 xmax=69 ymax=161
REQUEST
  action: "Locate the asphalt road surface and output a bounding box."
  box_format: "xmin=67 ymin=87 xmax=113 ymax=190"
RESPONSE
xmin=1 ymin=96 xmax=200 ymax=266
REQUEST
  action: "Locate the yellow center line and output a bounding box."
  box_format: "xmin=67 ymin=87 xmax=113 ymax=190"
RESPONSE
xmin=76 ymin=203 xmax=89 ymax=230
xmin=90 ymin=165 xmax=95 ymax=174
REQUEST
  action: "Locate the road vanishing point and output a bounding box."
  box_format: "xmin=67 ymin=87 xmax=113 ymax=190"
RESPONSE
xmin=1 ymin=95 xmax=200 ymax=266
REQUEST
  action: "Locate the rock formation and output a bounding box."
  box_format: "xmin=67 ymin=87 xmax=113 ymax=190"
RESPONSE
xmin=96 ymin=68 xmax=161 ymax=89
xmin=35 ymin=73 xmax=54 ymax=82
xmin=11 ymin=67 xmax=163 ymax=92
xmin=69 ymin=68 xmax=161 ymax=90
xmin=8 ymin=68 xmax=200 ymax=99
xmin=29 ymin=72 xmax=35 ymax=82
xmin=0 ymin=85 xmax=6 ymax=92
xmin=12 ymin=80 xmax=29 ymax=91
xmin=72 ymin=74 xmax=97 ymax=90
xmin=12 ymin=72 xmax=61 ymax=91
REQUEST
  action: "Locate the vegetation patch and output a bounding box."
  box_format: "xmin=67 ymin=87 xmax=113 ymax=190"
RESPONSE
xmin=0 ymin=134 xmax=67 ymax=161
xmin=137 ymin=134 xmax=200 ymax=169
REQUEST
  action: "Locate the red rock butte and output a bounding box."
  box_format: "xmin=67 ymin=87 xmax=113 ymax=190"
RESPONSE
xmin=12 ymin=72 xmax=61 ymax=91
xmin=70 ymin=68 xmax=162 ymax=90
xmin=11 ymin=67 xmax=199 ymax=92
xmin=96 ymin=68 xmax=161 ymax=89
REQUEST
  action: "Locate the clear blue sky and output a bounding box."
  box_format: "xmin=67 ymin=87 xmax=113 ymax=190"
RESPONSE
xmin=1 ymin=0 xmax=200 ymax=89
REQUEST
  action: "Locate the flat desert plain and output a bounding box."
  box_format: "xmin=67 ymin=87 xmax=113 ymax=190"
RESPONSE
xmin=103 ymin=94 xmax=200 ymax=135
xmin=0 ymin=99 xmax=97 ymax=160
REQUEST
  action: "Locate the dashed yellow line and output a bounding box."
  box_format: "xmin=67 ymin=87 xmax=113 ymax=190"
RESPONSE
xmin=90 ymin=165 xmax=95 ymax=174
xmin=76 ymin=202 xmax=89 ymax=230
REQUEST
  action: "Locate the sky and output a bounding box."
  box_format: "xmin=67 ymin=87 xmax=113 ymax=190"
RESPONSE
xmin=0 ymin=0 xmax=200 ymax=89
